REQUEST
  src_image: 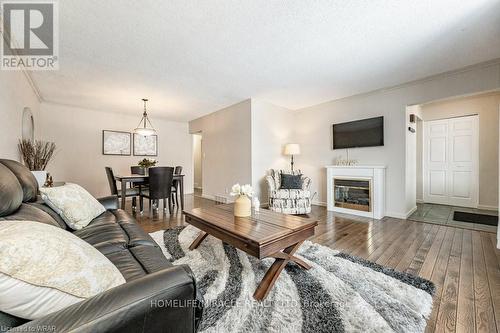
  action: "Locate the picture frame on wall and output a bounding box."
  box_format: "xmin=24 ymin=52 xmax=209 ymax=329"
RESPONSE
xmin=133 ymin=133 xmax=158 ymax=156
xmin=102 ymin=130 xmax=131 ymax=156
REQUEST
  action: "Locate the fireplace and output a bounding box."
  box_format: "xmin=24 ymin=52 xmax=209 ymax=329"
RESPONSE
xmin=333 ymin=178 xmax=371 ymax=212
xmin=326 ymin=166 xmax=385 ymax=219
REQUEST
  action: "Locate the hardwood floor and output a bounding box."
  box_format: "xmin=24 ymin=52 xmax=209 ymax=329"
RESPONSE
xmin=132 ymin=194 xmax=500 ymax=333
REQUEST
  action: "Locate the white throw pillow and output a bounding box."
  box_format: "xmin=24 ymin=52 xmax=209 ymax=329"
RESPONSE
xmin=39 ymin=183 xmax=106 ymax=230
xmin=0 ymin=221 xmax=125 ymax=319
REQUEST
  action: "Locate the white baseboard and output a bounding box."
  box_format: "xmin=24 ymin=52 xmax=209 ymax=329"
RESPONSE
xmin=312 ymin=200 xmax=327 ymax=207
xmin=385 ymin=212 xmax=406 ymax=219
xmin=477 ymin=204 xmax=498 ymax=211
xmin=406 ymin=206 xmax=418 ymax=218
xmin=385 ymin=207 xmax=416 ymax=220
xmin=416 ymin=199 xmax=424 ymax=204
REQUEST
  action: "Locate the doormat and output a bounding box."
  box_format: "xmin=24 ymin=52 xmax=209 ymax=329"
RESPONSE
xmin=453 ymin=211 xmax=498 ymax=226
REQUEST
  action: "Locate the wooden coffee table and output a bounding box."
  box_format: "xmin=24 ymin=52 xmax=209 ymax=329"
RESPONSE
xmin=183 ymin=204 xmax=318 ymax=301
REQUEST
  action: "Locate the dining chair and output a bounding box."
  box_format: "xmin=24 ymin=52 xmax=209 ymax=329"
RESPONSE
xmin=131 ymin=166 xmax=146 ymax=175
xmin=171 ymin=166 xmax=183 ymax=208
xmin=130 ymin=166 xmax=148 ymax=190
xmin=105 ymin=167 xmax=140 ymax=209
xmin=140 ymin=167 xmax=174 ymax=214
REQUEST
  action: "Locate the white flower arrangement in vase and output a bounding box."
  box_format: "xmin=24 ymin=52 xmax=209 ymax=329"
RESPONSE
xmin=230 ymin=183 xmax=253 ymax=217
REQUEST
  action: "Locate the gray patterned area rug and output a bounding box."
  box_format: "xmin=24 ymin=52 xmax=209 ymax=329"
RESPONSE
xmin=150 ymin=226 xmax=435 ymax=333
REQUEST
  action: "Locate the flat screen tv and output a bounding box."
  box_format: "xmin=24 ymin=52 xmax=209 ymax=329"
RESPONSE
xmin=332 ymin=116 xmax=384 ymax=149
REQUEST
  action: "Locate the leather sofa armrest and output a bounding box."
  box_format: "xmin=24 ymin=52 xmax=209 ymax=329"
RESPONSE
xmin=97 ymin=195 xmax=119 ymax=210
xmin=10 ymin=265 xmax=202 ymax=333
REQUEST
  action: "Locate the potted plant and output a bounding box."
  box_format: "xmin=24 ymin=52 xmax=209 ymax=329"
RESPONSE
xmin=230 ymin=183 xmax=254 ymax=217
xmin=18 ymin=139 xmax=56 ymax=187
xmin=137 ymin=158 xmax=157 ymax=174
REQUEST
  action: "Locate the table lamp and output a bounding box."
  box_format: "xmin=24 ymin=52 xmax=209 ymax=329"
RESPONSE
xmin=283 ymin=143 xmax=301 ymax=171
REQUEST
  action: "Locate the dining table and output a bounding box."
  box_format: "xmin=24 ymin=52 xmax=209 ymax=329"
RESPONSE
xmin=114 ymin=173 xmax=185 ymax=210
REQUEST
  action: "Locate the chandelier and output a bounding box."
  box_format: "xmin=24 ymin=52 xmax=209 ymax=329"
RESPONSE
xmin=134 ymin=98 xmax=156 ymax=136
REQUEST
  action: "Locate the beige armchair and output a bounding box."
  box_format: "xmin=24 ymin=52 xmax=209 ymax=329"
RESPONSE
xmin=266 ymin=169 xmax=312 ymax=214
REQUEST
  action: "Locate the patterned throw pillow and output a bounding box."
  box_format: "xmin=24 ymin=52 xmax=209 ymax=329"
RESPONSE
xmin=0 ymin=221 xmax=125 ymax=319
xmin=280 ymin=173 xmax=303 ymax=189
xmin=39 ymin=183 xmax=105 ymax=230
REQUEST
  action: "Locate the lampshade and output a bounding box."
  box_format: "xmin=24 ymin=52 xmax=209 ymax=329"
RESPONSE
xmin=134 ymin=127 xmax=156 ymax=136
xmin=134 ymin=98 xmax=156 ymax=136
xmin=284 ymin=143 xmax=300 ymax=155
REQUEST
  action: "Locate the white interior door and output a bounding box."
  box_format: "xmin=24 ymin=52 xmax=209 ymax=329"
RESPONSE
xmin=423 ymin=115 xmax=478 ymax=207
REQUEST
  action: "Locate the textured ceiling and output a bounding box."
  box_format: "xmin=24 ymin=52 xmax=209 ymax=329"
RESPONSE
xmin=31 ymin=0 xmax=500 ymax=121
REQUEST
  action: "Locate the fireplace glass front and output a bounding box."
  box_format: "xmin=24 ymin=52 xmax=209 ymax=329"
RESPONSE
xmin=333 ymin=178 xmax=371 ymax=212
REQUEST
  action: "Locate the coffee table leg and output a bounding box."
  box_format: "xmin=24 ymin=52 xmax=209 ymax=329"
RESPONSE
xmin=253 ymin=241 xmax=307 ymax=301
xmin=189 ymin=232 xmax=208 ymax=250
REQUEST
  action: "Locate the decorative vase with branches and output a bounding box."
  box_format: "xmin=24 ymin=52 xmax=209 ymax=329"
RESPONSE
xmin=18 ymin=139 xmax=56 ymax=187
xmin=18 ymin=139 xmax=56 ymax=171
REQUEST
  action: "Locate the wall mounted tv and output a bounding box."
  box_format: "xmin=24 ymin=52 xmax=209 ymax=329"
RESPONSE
xmin=332 ymin=116 xmax=384 ymax=149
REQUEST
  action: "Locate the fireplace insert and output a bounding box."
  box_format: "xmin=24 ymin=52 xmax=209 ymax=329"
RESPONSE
xmin=333 ymin=178 xmax=371 ymax=212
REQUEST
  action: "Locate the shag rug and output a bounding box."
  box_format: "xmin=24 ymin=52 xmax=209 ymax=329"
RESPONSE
xmin=150 ymin=226 xmax=435 ymax=333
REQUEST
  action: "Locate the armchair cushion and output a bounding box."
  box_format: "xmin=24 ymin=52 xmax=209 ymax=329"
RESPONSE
xmin=280 ymin=173 xmax=303 ymax=189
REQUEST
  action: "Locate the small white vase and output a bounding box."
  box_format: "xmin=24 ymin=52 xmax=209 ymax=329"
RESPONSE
xmin=234 ymin=195 xmax=251 ymax=217
xmin=31 ymin=170 xmax=47 ymax=188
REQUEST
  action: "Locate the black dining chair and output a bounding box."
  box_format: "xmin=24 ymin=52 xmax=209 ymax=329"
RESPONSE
xmin=140 ymin=167 xmax=174 ymax=214
xmin=131 ymin=166 xmax=146 ymax=175
xmin=171 ymin=166 xmax=183 ymax=207
xmin=130 ymin=166 xmax=149 ymax=190
xmin=105 ymin=167 xmax=140 ymax=210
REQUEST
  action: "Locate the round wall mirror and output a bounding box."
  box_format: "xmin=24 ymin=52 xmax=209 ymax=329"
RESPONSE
xmin=22 ymin=107 xmax=34 ymax=141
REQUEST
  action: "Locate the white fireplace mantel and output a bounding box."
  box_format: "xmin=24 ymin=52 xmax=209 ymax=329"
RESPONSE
xmin=326 ymin=165 xmax=386 ymax=219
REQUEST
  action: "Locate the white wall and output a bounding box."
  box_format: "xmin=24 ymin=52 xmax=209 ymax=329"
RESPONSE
xmin=188 ymin=99 xmax=295 ymax=203
xmin=418 ymin=92 xmax=500 ymax=209
xmin=294 ymin=61 xmax=500 ymax=218
xmin=189 ymin=100 xmax=252 ymax=201
xmin=193 ymin=134 xmax=203 ymax=189
xmin=0 ymin=70 xmax=41 ymax=160
xmin=251 ymin=99 xmax=294 ymax=202
xmin=39 ymin=102 xmax=193 ymax=197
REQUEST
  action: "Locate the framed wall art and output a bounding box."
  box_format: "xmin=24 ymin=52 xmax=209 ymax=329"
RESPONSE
xmin=133 ymin=133 xmax=158 ymax=156
xmin=102 ymin=130 xmax=131 ymax=156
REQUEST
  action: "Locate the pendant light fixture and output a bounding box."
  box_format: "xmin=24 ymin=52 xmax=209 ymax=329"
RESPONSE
xmin=134 ymin=98 xmax=156 ymax=136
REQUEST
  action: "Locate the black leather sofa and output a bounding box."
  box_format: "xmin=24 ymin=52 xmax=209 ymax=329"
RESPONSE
xmin=0 ymin=159 xmax=202 ymax=333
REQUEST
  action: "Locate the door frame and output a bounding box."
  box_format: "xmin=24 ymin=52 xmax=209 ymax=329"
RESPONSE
xmin=422 ymin=115 xmax=479 ymax=208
